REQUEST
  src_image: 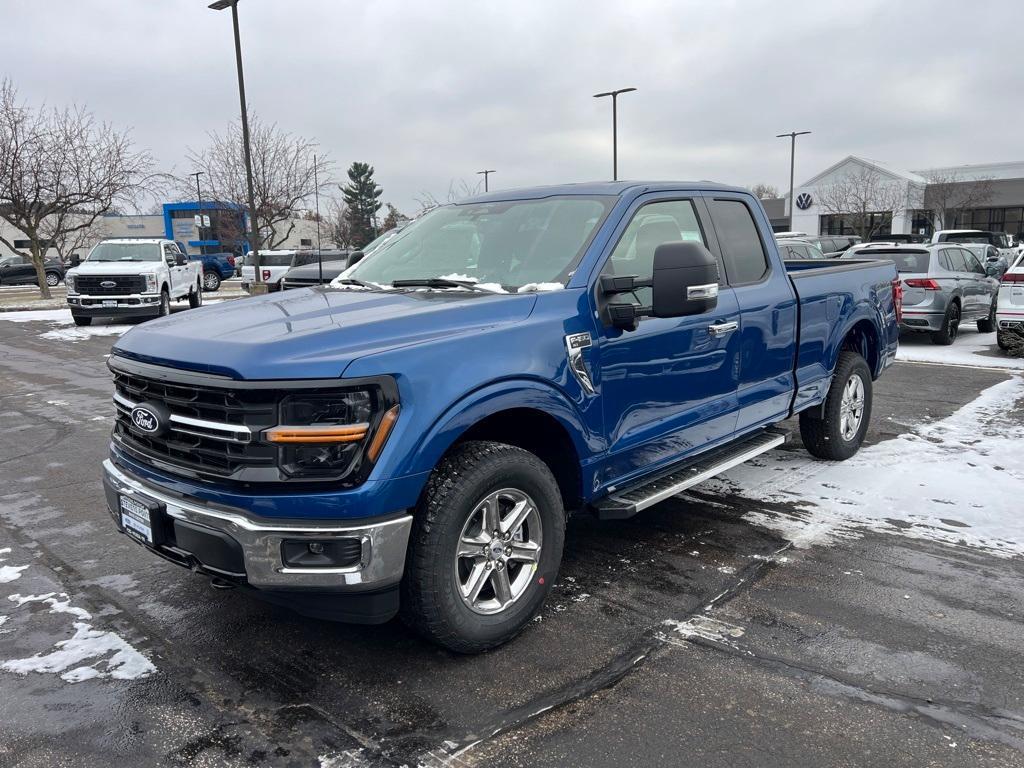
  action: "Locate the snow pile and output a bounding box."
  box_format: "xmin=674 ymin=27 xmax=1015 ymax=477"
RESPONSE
xmin=0 ymin=308 xmax=132 ymax=342
xmin=517 ymin=282 xmax=564 ymax=293
xmin=697 ymin=375 xmax=1024 ymax=558
xmin=896 ymin=326 xmax=1022 ymax=371
xmin=2 ymin=592 xmax=156 ymax=683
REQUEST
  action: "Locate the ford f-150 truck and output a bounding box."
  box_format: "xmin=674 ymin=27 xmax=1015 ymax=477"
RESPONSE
xmin=102 ymin=182 xmax=900 ymax=652
xmin=66 ymin=238 xmax=204 ymax=326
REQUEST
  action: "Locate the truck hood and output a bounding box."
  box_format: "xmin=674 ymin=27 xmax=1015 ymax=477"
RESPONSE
xmin=68 ymin=261 xmax=163 ymax=276
xmin=111 ymin=286 xmax=537 ymax=379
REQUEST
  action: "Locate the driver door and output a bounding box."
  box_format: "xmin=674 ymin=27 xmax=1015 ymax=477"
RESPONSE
xmin=163 ymin=244 xmax=183 ymax=294
xmin=591 ymin=195 xmax=741 ymax=487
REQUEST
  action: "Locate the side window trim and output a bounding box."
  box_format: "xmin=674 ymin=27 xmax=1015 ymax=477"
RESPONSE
xmin=702 ymin=194 xmax=773 ymax=287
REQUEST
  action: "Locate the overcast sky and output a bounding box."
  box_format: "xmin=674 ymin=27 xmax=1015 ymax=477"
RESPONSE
xmin=3 ymin=0 xmax=1023 ymax=212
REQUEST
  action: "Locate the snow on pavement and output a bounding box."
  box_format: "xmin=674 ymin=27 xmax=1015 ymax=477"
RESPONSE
xmin=0 ymin=308 xmax=132 ymax=342
xmin=896 ymin=325 xmax=1023 ymax=371
xmin=698 ymin=374 xmax=1024 ymax=558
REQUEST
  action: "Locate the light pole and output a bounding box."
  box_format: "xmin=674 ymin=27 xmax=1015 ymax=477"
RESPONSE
xmin=189 ymin=171 xmax=204 ymax=255
xmin=776 ymin=130 xmax=811 ymax=228
xmin=593 ymin=87 xmax=636 ymax=181
xmin=209 ymin=0 xmax=263 ymax=292
xmin=477 ymin=169 xmax=496 ymax=193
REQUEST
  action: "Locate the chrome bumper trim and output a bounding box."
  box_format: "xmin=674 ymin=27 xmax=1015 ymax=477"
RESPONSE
xmin=103 ymin=459 xmax=412 ymax=590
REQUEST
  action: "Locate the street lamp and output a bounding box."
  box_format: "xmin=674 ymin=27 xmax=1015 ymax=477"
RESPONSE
xmin=477 ymin=169 xmax=496 ymax=193
xmin=593 ymin=87 xmax=636 ymax=181
xmin=776 ymin=130 xmax=811 ymax=227
xmin=209 ymin=0 xmax=264 ymax=292
xmin=189 ymin=171 xmax=204 ymax=254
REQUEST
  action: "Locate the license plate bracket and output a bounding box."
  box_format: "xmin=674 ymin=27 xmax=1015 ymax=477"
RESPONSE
xmin=102 ymin=299 xmax=118 ymax=308
xmin=119 ymin=494 xmax=163 ymax=546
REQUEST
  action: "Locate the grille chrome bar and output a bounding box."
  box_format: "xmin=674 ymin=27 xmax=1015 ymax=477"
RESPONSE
xmin=113 ymin=392 xmax=252 ymax=443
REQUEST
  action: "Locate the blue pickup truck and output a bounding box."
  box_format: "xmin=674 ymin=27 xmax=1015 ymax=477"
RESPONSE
xmin=103 ymin=182 xmax=900 ymax=651
xmin=183 ymin=247 xmax=235 ymax=292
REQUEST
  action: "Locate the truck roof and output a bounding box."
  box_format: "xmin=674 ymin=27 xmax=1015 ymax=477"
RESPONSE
xmin=458 ymin=180 xmax=750 ymax=203
xmin=98 ymin=237 xmax=170 ymax=244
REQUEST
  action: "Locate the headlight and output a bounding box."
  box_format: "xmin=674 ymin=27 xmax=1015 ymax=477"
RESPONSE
xmin=142 ymin=273 xmax=157 ymax=293
xmin=65 ymin=275 xmax=75 ymax=293
xmin=265 ymin=387 xmax=399 ymax=479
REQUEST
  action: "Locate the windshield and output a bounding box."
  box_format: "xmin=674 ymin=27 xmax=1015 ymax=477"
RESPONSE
xmin=854 ymin=250 xmax=930 ymax=273
xmin=88 ymin=243 xmax=162 ymax=263
xmin=244 ymin=253 xmax=294 ymax=267
xmin=344 ymin=197 xmax=612 ymax=291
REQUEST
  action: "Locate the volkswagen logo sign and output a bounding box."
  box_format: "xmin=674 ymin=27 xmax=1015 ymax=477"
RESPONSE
xmin=129 ymin=401 xmax=170 ymax=436
xmin=795 ymin=192 xmax=813 ymax=210
xmin=100 ymin=280 xmax=117 ymax=289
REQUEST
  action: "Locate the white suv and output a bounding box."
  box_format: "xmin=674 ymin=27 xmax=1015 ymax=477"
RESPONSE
xmin=65 ymin=239 xmax=204 ymax=326
xmin=997 ymin=252 xmax=1024 ymax=351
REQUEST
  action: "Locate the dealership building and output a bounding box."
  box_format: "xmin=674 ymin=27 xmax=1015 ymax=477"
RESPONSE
xmin=774 ymin=156 xmax=1024 ymax=240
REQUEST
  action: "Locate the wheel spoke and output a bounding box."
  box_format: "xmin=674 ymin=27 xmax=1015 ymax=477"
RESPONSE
xmin=461 ymin=561 xmax=489 ymax=604
xmin=508 ymin=541 xmax=540 ymax=563
xmin=480 ymin=495 xmax=501 ymax=535
xmin=457 ymin=533 xmax=488 ymax=559
xmin=491 ymin=567 xmax=513 ymax=606
xmin=500 ymin=499 xmax=532 ymax=536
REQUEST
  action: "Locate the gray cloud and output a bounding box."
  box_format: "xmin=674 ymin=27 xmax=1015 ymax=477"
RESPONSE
xmin=3 ymin=0 xmax=1022 ymax=212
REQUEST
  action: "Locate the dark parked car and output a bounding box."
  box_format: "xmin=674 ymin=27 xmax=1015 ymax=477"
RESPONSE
xmin=869 ymin=233 xmax=927 ymax=244
xmin=280 ymin=258 xmax=353 ymax=289
xmin=0 ymin=253 xmax=65 ymax=287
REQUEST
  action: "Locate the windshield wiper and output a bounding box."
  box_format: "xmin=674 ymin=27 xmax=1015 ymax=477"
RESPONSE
xmin=334 ymin=277 xmax=377 ymax=288
xmin=391 ymin=278 xmax=496 ymax=292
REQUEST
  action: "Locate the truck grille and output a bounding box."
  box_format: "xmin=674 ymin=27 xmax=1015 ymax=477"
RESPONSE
xmin=111 ymin=368 xmax=279 ymax=480
xmin=77 ymin=274 xmax=146 ymax=295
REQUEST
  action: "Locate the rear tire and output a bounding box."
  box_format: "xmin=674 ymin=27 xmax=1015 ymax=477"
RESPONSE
xmin=203 ymin=271 xmax=221 ymax=292
xmin=400 ymin=441 xmax=565 ymax=653
xmin=71 ymin=313 xmax=92 ymax=327
xmin=931 ymin=301 xmax=960 ymax=345
xmin=799 ymin=351 xmax=872 ymax=461
xmin=977 ymin=301 xmax=996 ymax=333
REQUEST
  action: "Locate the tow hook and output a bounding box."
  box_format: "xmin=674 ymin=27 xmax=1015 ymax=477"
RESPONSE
xmin=210 ymin=577 xmax=236 ymax=590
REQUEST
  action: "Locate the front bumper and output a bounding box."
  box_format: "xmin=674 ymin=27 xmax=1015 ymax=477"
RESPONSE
xmin=68 ymin=294 xmax=161 ymax=316
xmin=102 ymin=459 xmax=413 ymax=597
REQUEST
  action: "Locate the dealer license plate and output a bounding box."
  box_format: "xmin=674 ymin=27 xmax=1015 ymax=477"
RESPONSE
xmin=119 ymin=495 xmax=154 ymax=544
xmin=102 ymin=300 xmax=118 ymax=308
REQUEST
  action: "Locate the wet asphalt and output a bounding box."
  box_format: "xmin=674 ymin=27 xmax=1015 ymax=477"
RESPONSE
xmin=0 ymin=315 xmax=1022 ymax=768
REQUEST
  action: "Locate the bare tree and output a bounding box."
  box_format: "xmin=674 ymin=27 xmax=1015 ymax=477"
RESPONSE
xmin=921 ymin=170 xmax=994 ymax=231
xmin=413 ymin=178 xmax=481 ymax=215
xmin=749 ymin=182 xmax=780 ymax=199
xmin=42 ymin=212 xmax=111 ymax=262
xmin=0 ymin=79 xmax=154 ymax=298
xmin=815 ymin=166 xmax=907 ymax=241
xmin=185 ymin=114 xmax=332 ymax=251
xmin=322 ymin=198 xmax=353 ymax=249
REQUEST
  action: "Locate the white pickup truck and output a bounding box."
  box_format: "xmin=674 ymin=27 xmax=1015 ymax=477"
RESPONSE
xmin=240 ymin=249 xmax=325 ymax=292
xmin=65 ymin=238 xmax=203 ymax=326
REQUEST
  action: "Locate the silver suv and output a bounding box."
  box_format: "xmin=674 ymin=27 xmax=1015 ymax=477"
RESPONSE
xmin=842 ymin=243 xmax=1000 ymax=345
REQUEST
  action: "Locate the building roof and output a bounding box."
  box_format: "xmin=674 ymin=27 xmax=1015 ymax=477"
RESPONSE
xmin=911 ymin=160 xmax=1024 ymax=181
xmin=797 ymin=155 xmax=927 ymax=189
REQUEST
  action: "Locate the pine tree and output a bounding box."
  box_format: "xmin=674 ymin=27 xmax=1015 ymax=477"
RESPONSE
xmin=341 ymin=162 xmax=383 ymax=249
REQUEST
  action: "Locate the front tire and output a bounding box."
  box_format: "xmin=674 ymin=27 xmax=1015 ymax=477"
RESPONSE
xmin=45 ymin=271 xmax=61 ymax=287
xmin=401 ymin=441 xmax=565 ymax=653
xmin=158 ymin=288 xmax=170 ymax=317
xmin=931 ymin=301 xmax=960 ymax=345
xmin=188 ymin=283 xmax=203 ymax=308
xmin=800 ymin=351 xmax=872 ymax=461
xmin=203 ymin=271 xmax=221 ymax=292
xmin=71 ymin=313 xmax=91 ymax=327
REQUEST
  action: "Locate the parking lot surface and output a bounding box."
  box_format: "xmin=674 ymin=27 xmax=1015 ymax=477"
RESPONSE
xmin=1 ymin=312 xmax=1022 ymax=768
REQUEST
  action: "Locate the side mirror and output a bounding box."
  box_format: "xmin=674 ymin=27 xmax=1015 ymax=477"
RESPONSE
xmin=650 ymin=241 xmax=720 ymax=318
xmin=70 ymin=254 xmax=81 ymax=267
xmin=347 ymin=250 xmax=366 ymax=267
xmin=175 ymin=253 xmax=188 ymax=266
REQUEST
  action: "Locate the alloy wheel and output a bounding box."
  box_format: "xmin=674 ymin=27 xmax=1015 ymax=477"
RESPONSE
xmin=839 ymin=373 xmax=865 ymax=441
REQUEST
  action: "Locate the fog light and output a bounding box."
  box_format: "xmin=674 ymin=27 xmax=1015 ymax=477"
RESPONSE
xmin=281 ymin=538 xmax=362 ymax=568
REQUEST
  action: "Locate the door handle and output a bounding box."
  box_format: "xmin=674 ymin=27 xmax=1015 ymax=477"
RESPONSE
xmin=708 ymin=321 xmax=738 ymax=337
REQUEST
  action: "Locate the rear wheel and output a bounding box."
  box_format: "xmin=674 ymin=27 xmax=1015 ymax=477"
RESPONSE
xmin=71 ymin=313 xmax=91 ymax=327
xmin=977 ymin=300 xmax=996 ymax=333
xmin=401 ymin=441 xmax=565 ymax=653
xmin=203 ymin=271 xmax=221 ymax=292
xmin=800 ymin=351 xmax=872 ymax=461
xmin=931 ymin=301 xmax=960 ymax=345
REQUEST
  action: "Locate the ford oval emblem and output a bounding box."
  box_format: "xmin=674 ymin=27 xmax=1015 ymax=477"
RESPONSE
xmin=130 ymin=406 xmax=160 ymax=434
xmin=100 ymin=280 xmax=117 ymax=288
